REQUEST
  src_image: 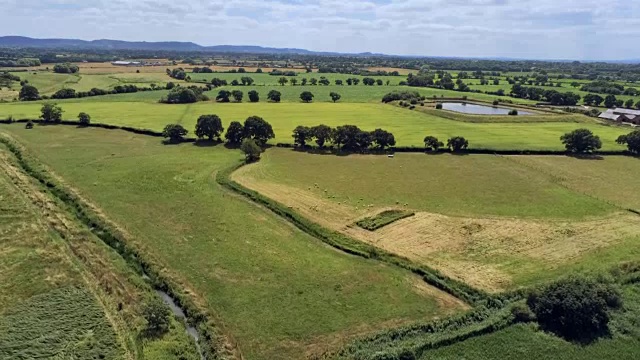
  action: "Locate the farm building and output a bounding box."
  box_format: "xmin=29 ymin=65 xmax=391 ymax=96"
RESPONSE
xmin=111 ymin=61 xmax=141 ymax=66
xmin=598 ymin=108 xmax=640 ymax=125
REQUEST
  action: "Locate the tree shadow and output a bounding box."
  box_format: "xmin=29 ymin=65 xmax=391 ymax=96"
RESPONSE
xmin=193 ymin=139 xmax=223 ymax=147
xmin=542 ymin=324 xmax=612 ymax=346
xmin=567 ymin=153 xmax=604 ymax=160
xmin=290 ymin=146 xmax=392 ymax=157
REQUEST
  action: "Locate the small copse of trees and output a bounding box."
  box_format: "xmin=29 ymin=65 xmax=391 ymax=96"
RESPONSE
xmin=560 ymin=129 xmax=602 ymax=153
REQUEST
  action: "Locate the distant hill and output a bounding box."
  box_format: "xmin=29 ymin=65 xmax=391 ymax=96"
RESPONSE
xmin=0 ymin=36 xmax=355 ymax=55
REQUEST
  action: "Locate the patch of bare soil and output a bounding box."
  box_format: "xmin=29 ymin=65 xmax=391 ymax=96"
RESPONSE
xmin=233 ymin=167 xmax=640 ymax=292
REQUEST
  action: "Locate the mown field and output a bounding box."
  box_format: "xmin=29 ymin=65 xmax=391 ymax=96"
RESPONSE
xmin=233 ymin=149 xmax=640 ymax=291
xmin=0 ymin=99 xmax=630 ymax=150
xmin=0 ymin=124 xmax=468 ymax=360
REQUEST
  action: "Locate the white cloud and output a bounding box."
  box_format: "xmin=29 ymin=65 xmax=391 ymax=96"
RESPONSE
xmin=0 ymin=0 xmax=638 ymax=59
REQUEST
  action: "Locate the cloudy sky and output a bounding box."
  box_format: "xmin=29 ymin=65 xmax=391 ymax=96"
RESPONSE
xmin=1 ymin=0 xmax=639 ymax=60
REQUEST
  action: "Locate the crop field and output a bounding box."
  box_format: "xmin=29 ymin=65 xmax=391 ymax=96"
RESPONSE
xmin=0 ymin=124 xmax=469 ymax=360
xmin=0 ymin=100 xmax=630 ymax=150
xmin=232 ymin=148 xmax=640 ymax=291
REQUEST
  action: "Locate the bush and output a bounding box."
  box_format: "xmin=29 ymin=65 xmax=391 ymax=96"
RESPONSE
xmin=511 ymin=303 xmax=535 ymax=323
xmin=267 ymin=90 xmax=281 ymax=103
xmin=142 ymin=296 xmax=170 ymax=335
xmin=240 ymin=138 xmax=262 ymax=162
xmin=162 ymin=123 xmax=188 ymax=143
xmin=492 ymin=100 xmax=499 ymax=106
xmin=508 ymin=109 xmax=518 ymax=116
xmin=423 ymin=136 xmax=444 ymax=151
xmin=435 ymin=103 xmax=443 ymax=109
xmin=527 ymin=276 xmax=621 ymax=342
xmin=381 ymin=90 xmax=421 ymax=103
xmin=25 ymin=120 xmax=34 ymax=129
xmin=447 ymin=136 xmax=469 ymax=152
xmin=78 ymin=112 xmax=91 ymax=125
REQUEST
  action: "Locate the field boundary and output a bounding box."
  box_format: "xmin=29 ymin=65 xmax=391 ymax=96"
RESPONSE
xmin=0 ymin=133 xmax=234 ymax=360
xmin=217 ymin=161 xmax=505 ymax=306
xmin=0 ymin=120 xmax=636 ymax=156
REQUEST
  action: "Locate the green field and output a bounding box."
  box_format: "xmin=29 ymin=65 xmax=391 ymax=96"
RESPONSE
xmin=239 ymin=149 xmax=622 ymax=219
xmin=423 ymin=281 xmax=640 ymax=359
xmin=233 ymin=148 xmax=640 ymax=291
xmin=0 ymin=100 xmax=630 ymax=150
xmin=0 ymin=124 xmax=466 ymax=360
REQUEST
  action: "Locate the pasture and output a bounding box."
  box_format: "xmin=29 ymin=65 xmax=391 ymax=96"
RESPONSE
xmin=0 ymin=124 xmax=467 ymax=360
xmin=232 ymin=149 xmax=640 ymax=291
xmin=0 ymin=100 xmax=630 ymax=150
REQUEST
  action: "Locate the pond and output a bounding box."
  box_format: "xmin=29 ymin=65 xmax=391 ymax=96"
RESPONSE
xmin=442 ymin=102 xmax=533 ymax=115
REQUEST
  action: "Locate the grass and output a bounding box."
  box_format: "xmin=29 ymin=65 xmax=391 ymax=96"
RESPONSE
xmin=0 ymin=124 xmax=465 ymax=360
xmin=241 ymin=149 xmax=616 ymax=219
xmin=356 ymin=210 xmax=416 ymax=231
xmin=0 ymin=287 xmax=124 ymax=359
xmin=233 ymin=149 xmax=640 ymax=292
xmin=0 ymin=101 xmax=630 ymax=150
xmin=0 ymin=138 xmax=200 ymax=359
xmin=423 ymin=282 xmax=640 ymax=360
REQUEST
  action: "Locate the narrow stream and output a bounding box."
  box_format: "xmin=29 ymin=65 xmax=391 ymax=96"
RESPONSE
xmin=141 ymin=274 xmax=204 ymax=359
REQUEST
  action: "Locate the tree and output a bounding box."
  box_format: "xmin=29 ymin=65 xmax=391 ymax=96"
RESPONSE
xmin=330 ymin=92 xmax=341 ymax=103
xmin=508 ymin=109 xmax=518 ymax=116
xmin=333 ymin=125 xmax=361 ymax=149
xmin=211 ymin=78 xmax=227 ymax=87
xmin=231 ymin=79 xmax=239 ymax=86
xmin=267 ymin=90 xmax=281 ymax=103
xmin=164 ymin=88 xmax=198 ymax=104
xmin=370 ymin=128 xmax=396 ymax=149
xmin=583 ymin=94 xmax=604 ymax=106
xmin=290 ymin=79 xmax=298 ymax=86
xmin=52 ymin=88 xmax=76 ymax=99
xmin=40 ymin=103 xmax=63 ymax=123
xmin=240 ymin=138 xmax=262 ymax=162
xmin=423 ymin=136 xmax=444 ymax=151
xmin=292 ymin=126 xmax=313 ymax=147
xmin=310 ymin=78 xmax=318 ymax=86
xmin=19 ymin=85 xmax=40 ymax=101
xmin=278 ymin=77 xmax=289 ymax=86
xmin=231 ymin=90 xmax=244 ymax=102
xmin=527 ymin=276 xmax=621 ymax=342
xmin=225 ymin=121 xmax=244 ymax=145
xmin=311 ymin=125 xmax=333 ymax=148
xmin=300 ymin=91 xmax=314 ymax=103
xmin=625 ymin=99 xmax=635 ymax=109
xmin=77 ymin=112 xmax=91 ymax=126
xmin=604 ymin=94 xmax=617 ymax=108
xmin=636 ymin=100 xmax=640 ymax=110
xmin=301 ymin=78 xmax=308 ymax=86
xmin=243 ymin=116 xmax=275 ymax=145
xmin=195 ymin=114 xmax=224 ymax=141
xmin=248 ymin=90 xmax=259 ymax=103
xmin=560 ymin=129 xmax=602 ymax=153
xmin=162 ymin=124 xmax=188 ymax=143
xmin=240 ymin=76 xmax=254 ymax=86
xmin=142 ymin=297 xmax=170 ymax=335
xmin=355 ymin=131 xmax=373 ymax=149
xmin=447 ymin=136 xmax=469 ymax=152
xmin=376 ymin=79 xmax=383 ymax=86
xmin=319 ymin=77 xmax=330 ymax=86
xmin=335 ymin=79 xmax=343 ymax=86
xmin=216 ymin=90 xmax=231 ymax=102
xmin=616 ymin=130 xmax=640 ymax=154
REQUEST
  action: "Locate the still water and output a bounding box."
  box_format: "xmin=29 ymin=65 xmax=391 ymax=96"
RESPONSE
xmin=442 ymin=102 xmax=532 ymax=115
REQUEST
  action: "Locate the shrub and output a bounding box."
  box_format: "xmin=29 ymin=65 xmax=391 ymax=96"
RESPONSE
xmin=527 ymin=276 xmax=622 ymax=342
xmin=267 ymin=90 xmax=281 ymax=103
xmin=508 ymin=109 xmax=518 ymax=116
xmin=231 ymin=90 xmax=243 ymax=102
xmin=25 ymin=120 xmax=34 ymax=129
xmin=248 ymin=90 xmax=259 ymax=103
xmin=162 ymin=123 xmax=188 ymax=143
xmin=142 ymin=296 xmax=170 ymax=335
xmin=511 ymin=303 xmax=535 ymax=323
xmin=435 ymin=103 xmax=443 ymax=109
xmin=381 ymin=90 xmax=421 ymax=103
xmin=560 ymin=128 xmax=602 ymax=153
xmin=240 ymin=138 xmax=262 ymax=162
xmin=410 ymin=99 xmax=418 ymax=105
xmin=78 ymin=112 xmax=91 ymax=125
xmin=423 ymin=136 xmax=443 ymax=151
xmin=492 ymin=100 xmax=499 ymax=106
xmin=409 ymin=105 xmax=415 ymax=110
xmin=447 ymin=136 xmax=469 ymax=152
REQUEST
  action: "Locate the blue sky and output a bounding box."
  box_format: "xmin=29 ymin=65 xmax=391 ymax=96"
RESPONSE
xmin=1 ymin=0 xmax=639 ymax=60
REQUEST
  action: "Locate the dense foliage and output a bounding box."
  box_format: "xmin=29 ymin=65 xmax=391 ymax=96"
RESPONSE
xmin=616 ymin=130 xmax=640 ymax=154
xmin=527 ymin=276 xmax=622 ymax=342
xmin=40 ymin=103 xmax=63 ymax=122
xmin=195 ymin=114 xmax=224 ymax=141
xmin=162 ymin=123 xmax=188 ymax=142
xmin=560 ymin=129 xmax=602 ymax=153
xmin=53 ymin=63 xmax=79 ymax=74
